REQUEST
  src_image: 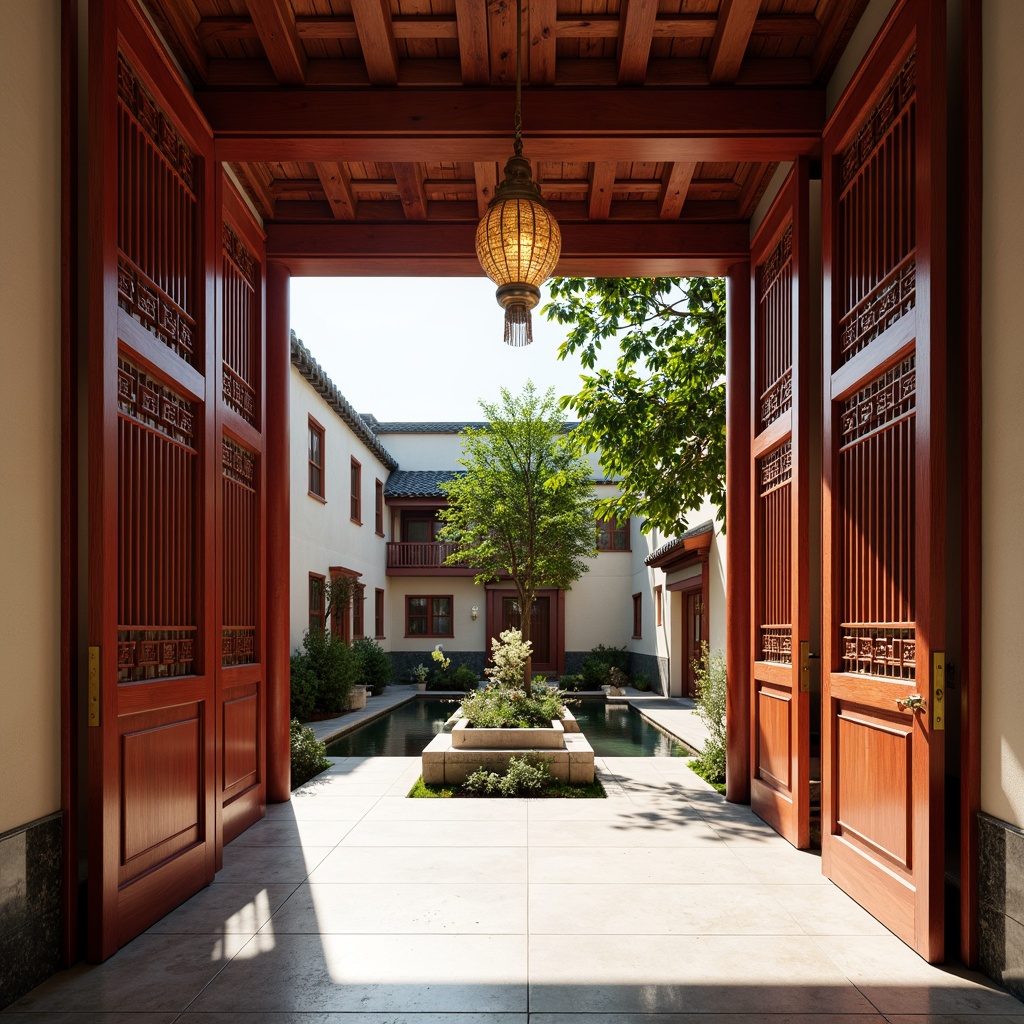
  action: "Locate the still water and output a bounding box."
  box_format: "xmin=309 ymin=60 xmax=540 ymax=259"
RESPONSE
xmin=323 ymin=696 xmax=690 ymax=758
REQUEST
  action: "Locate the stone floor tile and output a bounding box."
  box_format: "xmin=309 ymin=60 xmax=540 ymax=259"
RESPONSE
xmin=265 ymin=881 xmax=526 ymax=934
xmin=731 ymin=846 xmax=830 ymax=885
xmin=211 ymin=844 xmax=334 ymax=885
xmin=3 ymin=933 xmax=244 ymax=1014
xmin=0 ymin=1015 xmax=181 ymax=1023
xmin=175 ymin=1014 xmax=526 ymax=1023
xmin=813 ymin=934 xmax=1024 ymax=1016
xmin=529 ymin=881 xmax=803 ymax=935
xmin=145 ymin=882 xmax=298 ymax=934
xmin=364 ymin=796 xmax=529 ymax=821
xmin=764 ymin=883 xmax=891 ymax=936
xmin=527 ymin=844 xmax=759 ymax=884
xmin=186 ymin=933 xmax=528 ymax=1013
xmin=339 ymin=819 xmax=527 ymax=848
xmin=882 ymin=1015 xmax=1024 ymax=1022
xmin=529 ymin=1016 xmax=886 ymax=1024
xmin=310 ymin=844 xmax=528 ymax=884
xmin=527 ymin=816 xmax=721 ymax=848
xmin=229 ymin=819 xmax=357 ymax=847
xmin=265 ymin=796 xmax=380 ymax=819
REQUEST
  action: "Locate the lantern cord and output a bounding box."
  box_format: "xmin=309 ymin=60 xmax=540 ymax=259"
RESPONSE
xmin=514 ymin=0 xmax=523 ymax=157
xmin=504 ymin=303 xmax=533 ymax=346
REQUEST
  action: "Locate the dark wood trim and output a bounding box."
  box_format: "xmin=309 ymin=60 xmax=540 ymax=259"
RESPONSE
xmin=265 ymin=261 xmax=291 ymax=803
xmin=350 ymin=455 xmax=362 ymax=524
xmin=632 ymin=592 xmax=643 ymax=639
xmin=307 ymin=414 xmax=325 ymax=499
xmin=959 ymin=0 xmax=982 ymax=970
xmin=60 ymin=0 xmax=79 ymax=967
xmin=725 ymin=260 xmax=752 ymax=803
xmin=404 ymin=593 xmax=455 ymax=638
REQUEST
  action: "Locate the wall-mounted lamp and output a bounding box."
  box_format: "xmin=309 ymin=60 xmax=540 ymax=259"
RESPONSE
xmin=471 ymin=606 xmax=479 ymax=621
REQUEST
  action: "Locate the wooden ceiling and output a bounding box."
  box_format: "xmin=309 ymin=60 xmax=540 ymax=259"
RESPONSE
xmin=141 ymin=0 xmax=868 ymax=274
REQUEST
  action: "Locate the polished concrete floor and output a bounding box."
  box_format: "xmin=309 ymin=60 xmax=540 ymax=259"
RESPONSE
xmin=5 ymin=754 xmax=1023 ymax=1023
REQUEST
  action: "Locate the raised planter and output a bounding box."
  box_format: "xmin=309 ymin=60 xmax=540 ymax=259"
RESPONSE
xmin=348 ymin=686 xmax=367 ymax=711
xmin=451 ymin=718 xmax=564 ymax=749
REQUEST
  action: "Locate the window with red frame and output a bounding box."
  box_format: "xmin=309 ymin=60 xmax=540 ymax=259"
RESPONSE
xmin=655 ymin=585 xmax=663 ymax=627
xmin=406 ymin=595 xmax=453 ymax=637
xmin=308 ymin=418 xmax=325 ymax=498
xmin=596 ymin=516 xmax=629 ymax=551
xmin=352 ymin=583 xmax=365 ymax=638
xmin=375 ymin=479 xmax=384 ymax=535
xmin=374 ymin=588 xmax=385 ymax=638
xmin=632 ymin=592 xmax=642 ymax=638
xmin=309 ymin=573 xmax=325 ymax=633
xmin=350 ymin=458 xmax=362 ymax=523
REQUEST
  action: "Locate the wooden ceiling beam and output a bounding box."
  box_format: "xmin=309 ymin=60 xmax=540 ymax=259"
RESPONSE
xmin=316 ymin=163 xmax=358 ymax=220
xmin=530 ymin=0 xmax=557 ymax=85
xmin=392 ymin=163 xmax=429 ymax=220
xmin=811 ymin=0 xmax=863 ymax=80
xmin=154 ymin=1 xmax=209 ymax=81
xmin=708 ymin=0 xmax=761 ymax=85
xmin=488 ymin=0 xmax=516 ymax=86
xmin=229 ymin=162 xmax=276 ymax=220
xmin=264 ymin=220 xmax=751 ymax=277
xmin=351 ymin=0 xmax=400 ymax=85
xmin=588 ymin=162 xmax=617 ymax=220
xmin=658 ymin=161 xmax=696 ymax=219
xmin=247 ymin=0 xmax=307 ymax=86
xmin=474 ymin=161 xmax=498 ymax=218
xmin=202 ymin=87 xmax=824 ymax=164
xmin=455 ymin=0 xmax=490 ymax=85
xmin=617 ymin=0 xmax=658 ymax=85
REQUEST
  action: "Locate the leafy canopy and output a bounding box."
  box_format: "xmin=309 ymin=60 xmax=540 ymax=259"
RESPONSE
xmin=438 ymin=382 xmax=596 ymax=691
xmin=543 ymin=277 xmax=726 ymax=536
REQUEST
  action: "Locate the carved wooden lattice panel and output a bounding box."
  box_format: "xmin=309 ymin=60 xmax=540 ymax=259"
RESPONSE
xmin=116 ymin=358 xmax=197 ymax=681
xmin=837 ymin=52 xmax=917 ymax=364
xmin=222 ymin=437 xmax=258 ymax=666
xmin=838 ymin=356 xmax=917 ymax=679
xmin=221 ymin=224 xmax=258 ymax=426
xmin=756 ymin=225 xmax=793 ymax=433
xmin=757 ymin=441 xmax=793 ymax=663
xmin=116 ymin=53 xmax=198 ymax=365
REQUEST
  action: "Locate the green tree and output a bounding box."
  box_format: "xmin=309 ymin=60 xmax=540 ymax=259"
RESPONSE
xmin=543 ymin=277 xmax=726 ymax=536
xmin=439 ymin=383 xmax=596 ymax=694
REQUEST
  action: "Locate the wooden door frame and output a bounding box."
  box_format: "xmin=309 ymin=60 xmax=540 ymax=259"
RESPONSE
xmin=677 ymin=580 xmax=706 ymax=698
xmin=485 ymin=587 xmax=565 ymax=676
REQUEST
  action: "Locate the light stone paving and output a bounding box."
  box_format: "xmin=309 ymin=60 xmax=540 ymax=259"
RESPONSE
xmin=6 ymin=738 xmax=1024 ymax=1021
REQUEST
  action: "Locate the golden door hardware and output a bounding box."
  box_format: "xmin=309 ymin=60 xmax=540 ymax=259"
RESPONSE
xmin=932 ymin=652 xmax=945 ymax=731
xmin=88 ymin=646 xmax=100 ymax=727
xmin=895 ymin=693 xmax=926 ymax=712
xmin=799 ymin=641 xmax=810 ymax=693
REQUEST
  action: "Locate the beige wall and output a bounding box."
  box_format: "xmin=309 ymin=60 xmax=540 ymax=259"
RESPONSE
xmin=980 ymin=0 xmax=1024 ymax=828
xmin=0 ymin=1 xmax=62 ymax=833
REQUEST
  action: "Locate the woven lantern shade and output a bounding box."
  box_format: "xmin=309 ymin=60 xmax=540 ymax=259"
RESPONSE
xmin=475 ymin=154 xmax=562 ymax=346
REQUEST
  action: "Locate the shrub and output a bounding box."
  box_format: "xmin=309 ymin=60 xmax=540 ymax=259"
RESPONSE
xmin=352 ymin=638 xmax=391 ymax=695
xmin=464 ymin=755 xmax=551 ymax=796
xmin=632 ymin=672 xmax=653 ymax=692
xmin=558 ymin=673 xmax=586 ymax=690
xmin=460 ymin=684 xmax=567 ymax=728
xmin=290 ymin=718 xmax=330 ymax=789
xmin=692 ymin=643 xmax=727 ymax=785
xmin=485 ymin=628 xmax=532 ymax=687
xmin=580 ymin=655 xmax=610 ymax=689
xmin=591 ymin=643 xmax=630 ymax=672
xmin=410 ymin=663 xmax=430 ymax=684
xmin=606 ymin=665 xmax=629 ymax=690
xmin=289 ymin=653 xmax=319 ymax=721
xmin=451 ymin=664 xmax=479 ymax=690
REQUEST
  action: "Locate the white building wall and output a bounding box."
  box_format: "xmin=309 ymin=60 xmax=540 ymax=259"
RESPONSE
xmin=373 ymin=430 xmax=468 ymax=470
xmin=386 ymin=577 xmax=489 ymax=660
xmin=289 ymin=366 xmax=392 ymax=653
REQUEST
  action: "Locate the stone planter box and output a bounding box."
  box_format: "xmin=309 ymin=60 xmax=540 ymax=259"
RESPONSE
xmin=451 ymin=718 xmax=564 ymax=749
xmin=348 ymin=686 xmax=367 ymax=711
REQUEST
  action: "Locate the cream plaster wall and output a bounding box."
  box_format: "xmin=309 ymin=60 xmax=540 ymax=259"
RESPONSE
xmin=980 ymin=0 xmax=1024 ymax=828
xmin=290 ymin=367 xmax=392 ymax=652
xmin=374 ymin=430 xmax=468 ymax=470
xmin=0 ymin=1 xmax=62 ymax=835
xmin=387 ymin=577 xmax=488 ymax=655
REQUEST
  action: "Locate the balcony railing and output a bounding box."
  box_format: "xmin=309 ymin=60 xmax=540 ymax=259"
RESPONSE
xmin=386 ymin=541 xmax=466 ymax=569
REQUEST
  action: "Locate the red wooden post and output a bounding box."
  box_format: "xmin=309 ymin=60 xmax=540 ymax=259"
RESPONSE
xmin=266 ymin=261 xmax=291 ymax=802
xmin=725 ymin=260 xmax=752 ymax=803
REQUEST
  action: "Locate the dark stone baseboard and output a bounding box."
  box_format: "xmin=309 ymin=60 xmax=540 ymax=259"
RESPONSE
xmin=629 ymin=652 xmax=669 ymax=695
xmin=978 ymin=811 xmax=1024 ymax=1003
xmin=0 ymin=812 xmax=62 ymax=1010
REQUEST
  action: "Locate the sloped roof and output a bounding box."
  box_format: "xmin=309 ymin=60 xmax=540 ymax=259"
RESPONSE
xmin=290 ymin=333 xmax=398 ymax=471
xmin=384 ymin=469 xmax=463 ymax=498
xmin=369 ymin=421 xmax=489 ymax=434
xmin=645 ymin=520 xmax=716 ymax=568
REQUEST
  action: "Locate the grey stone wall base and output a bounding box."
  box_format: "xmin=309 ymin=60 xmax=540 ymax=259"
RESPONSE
xmin=978 ymin=811 xmax=1024 ymax=1003
xmin=629 ymin=652 xmax=669 ymax=696
xmin=0 ymin=812 xmax=62 ymax=1010
xmin=389 ymin=650 xmax=485 ymax=682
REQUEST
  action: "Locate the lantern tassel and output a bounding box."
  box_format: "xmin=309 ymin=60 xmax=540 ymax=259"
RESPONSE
xmin=503 ymin=303 xmax=533 ymax=346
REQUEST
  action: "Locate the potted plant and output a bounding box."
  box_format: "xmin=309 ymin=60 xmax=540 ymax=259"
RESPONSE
xmin=411 ymin=664 xmax=429 ymax=691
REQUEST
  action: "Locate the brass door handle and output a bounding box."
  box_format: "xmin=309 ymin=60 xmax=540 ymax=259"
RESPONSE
xmin=895 ymin=694 xmax=926 ymax=712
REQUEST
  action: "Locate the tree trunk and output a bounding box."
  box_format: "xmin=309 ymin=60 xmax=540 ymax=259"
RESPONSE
xmin=520 ymin=588 xmax=533 ymax=696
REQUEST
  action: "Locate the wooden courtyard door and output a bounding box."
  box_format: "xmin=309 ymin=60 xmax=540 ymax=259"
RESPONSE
xmin=488 ymin=588 xmax=565 ymax=676
xmin=820 ymin=0 xmax=947 ymax=961
xmin=84 ymin=0 xmax=267 ymax=960
xmin=748 ymin=161 xmax=812 ymax=849
xmin=682 ymin=587 xmax=704 ymax=698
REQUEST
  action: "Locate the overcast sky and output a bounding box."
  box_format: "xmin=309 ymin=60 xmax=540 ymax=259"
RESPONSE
xmin=289 ymin=276 xmax=621 ymax=422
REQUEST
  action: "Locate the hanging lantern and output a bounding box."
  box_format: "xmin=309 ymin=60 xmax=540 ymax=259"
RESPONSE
xmin=474 ymin=0 xmax=561 ymax=346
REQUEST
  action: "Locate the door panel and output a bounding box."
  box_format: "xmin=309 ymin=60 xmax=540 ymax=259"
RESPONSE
xmin=748 ymin=161 xmax=811 ymax=849
xmin=821 ymin=0 xmax=946 ymax=961
xmin=88 ymin=3 xmax=218 ymax=961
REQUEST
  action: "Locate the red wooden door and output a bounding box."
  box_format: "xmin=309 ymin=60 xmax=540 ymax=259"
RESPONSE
xmin=683 ymin=588 xmax=704 ymax=698
xmin=821 ymin=0 xmax=947 ymax=961
xmin=502 ymin=595 xmax=552 ymax=668
xmin=216 ymin=183 xmax=267 ymax=850
xmin=86 ymin=3 xmax=218 ymax=960
xmin=748 ymin=161 xmax=812 ymax=849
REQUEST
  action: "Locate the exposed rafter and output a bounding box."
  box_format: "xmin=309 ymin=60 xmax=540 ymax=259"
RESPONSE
xmin=351 ymin=0 xmax=399 ymax=86
xmin=455 ymin=0 xmax=489 ymax=84
xmin=588 ymin=162 xmax=617 ymax=220
xmin=247 ymin=0 xmax=307 ymax=86
xmin=316 ymin=163 xmax=357 ymax=220
xmin=618 ymin=0 xmax=658 ymax=85
xmin=708 ymin=0 xmax=761 ymax=85
xmin=392 ymin=163 xmax=429 ymax=220
xmin=658 ymin=162 xmax=697 ymax=220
